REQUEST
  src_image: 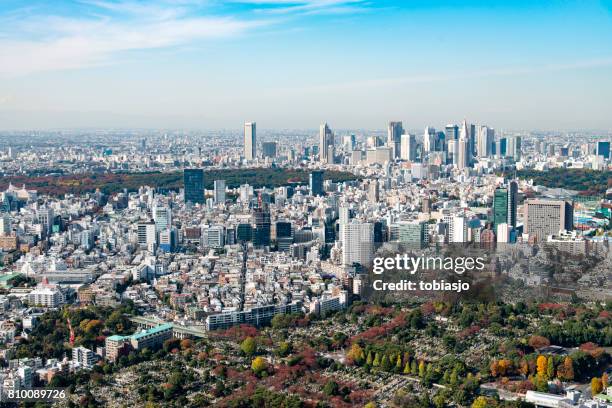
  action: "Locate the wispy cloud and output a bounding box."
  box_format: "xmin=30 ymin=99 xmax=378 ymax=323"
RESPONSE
xmin=230 ymin=0 xmax=370 ymax=15
xmin=0 ymin=1 xmax=269 ymax=77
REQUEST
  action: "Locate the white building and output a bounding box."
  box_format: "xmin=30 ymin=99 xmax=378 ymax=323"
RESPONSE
xmin=341 ymin=221 xmax=374 ymax=266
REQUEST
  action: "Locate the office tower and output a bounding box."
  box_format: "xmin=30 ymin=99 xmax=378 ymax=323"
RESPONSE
xmin=7 ymin=147 xmax=13 ymax=158
xmin=184 ymin=169 xmax=205 ymax=204
xmin=244 ymin=122 xmax=256 ymax=160
xmin=387 ymin=121 xmax=403 ymax=158
xmin=493 ymin=181 xmax=518 ymax=229
xmin=498 ymin=137 xmax=507 ymax=156
xmin=309 ymin=170 xmax=324 ymax=196
xmin=343 ymin=134 xmax=356 ymax=150
xmin=152 ymin=204 xmax=172 ymax=232
xmin=445 ymin=124 xmax=459 ymax=142
xmin=597 ymin=141 xmax=610 ymax=159
xmin=448 ymin=215 xmax=468 ymax=243
xmin=37 ymin=207 xmax=54 ymax=235
xmin=159 ymin=227 xmax=178 ymax=252
xmin=319 ymin=122 xmax=334 ymax=162
xmin=368 ymin=180 xmax=379 ymax=202
xmin=423 ymin=127 xmax=436 ymax=153
xmin=456 ymin=119 xmax=471 ymax=169
xmin=524 ymin=199 xmax=574 ymax=242
xmin=496 ymin=223 xmax=510 ymax=243
xmin=365 ymin=147 xmax=393 ymax=165
xmin=276 ymin=221 xmax=293 ymax=252
xmin=213 ymin=180 xmax=226 ymax=204
xmin=207 ymin=226 xmax=225 ymax=248
xmin=253 ymin=206 xmax=271 ymax=248
xmin=137 ymin=221 xmax=157 ymax=249
xmin=397 ymin=221 xmax=428 ymax=249
xmin=341 ymin=221 xmax=374 ymax=266
xmin=421 ymin=197 xmax=431 ymax=213
xmin=236 ymin=223 xmax=253 ymax=242
xmin=469 ymin=123 xmax=477 ymax=156
xmin=506 ymin=135 xmax=521 ymax=160
xmin=400 ymin=134 xmax=417 ymax=161
xmin=262 ymin=142 xmax=277 ymax=158
xmin=476 ymin=125 xmax=494 ymax=158
xmin=0 ymin=213 xmax=10 ymax=236
xmin=326 ymin=144 xmax=335 ymax=164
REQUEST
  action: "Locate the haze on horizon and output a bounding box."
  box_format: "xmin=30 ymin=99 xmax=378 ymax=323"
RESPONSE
xmin=1 ymin=0 xmax=612 ymax=131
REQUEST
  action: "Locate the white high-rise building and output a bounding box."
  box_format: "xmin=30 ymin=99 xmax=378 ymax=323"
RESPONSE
xmin=152 ymin=204 xmax=172 ymax=232
xmin=423 ymin=127 xmax=436 ymax=153
xmin=244 ymin=122 xmax=256 ymax=160
xmin=137 ymin=221 xmax=157 ymax=249
xmin=457 ymin=120 xmax=470 ymax=169
xmin=319 ymin=123 xmax=333 ymax=162
xmin=341 ymin=221 xmax=374 ymax=266
xmin=214 ymin=180 xmax=226 ymax=204
xmin=400 ymin=134 xmax=417 ymax=161
xmin=476 ymin=125 xmax=494 ymax=158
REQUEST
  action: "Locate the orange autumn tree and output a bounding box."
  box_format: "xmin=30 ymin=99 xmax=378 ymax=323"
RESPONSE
xmin=536 ymin=355 xmax=548 ymax=377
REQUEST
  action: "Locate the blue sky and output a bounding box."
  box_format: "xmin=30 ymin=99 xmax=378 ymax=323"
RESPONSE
xmin=1 ymin=0 xmax=611 ymax=130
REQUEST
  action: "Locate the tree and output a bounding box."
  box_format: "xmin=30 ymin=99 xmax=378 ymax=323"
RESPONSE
xmin=381 ymin=355 xmax=391 ymax=371
xmin=277 ymin=341 xmax=291 ymax=357
xmin=366 ymin=351 xmax=373 ymax=366
xmin=529 ymin=335 xmax=550 ymax=349
xmin=591 ymin=377 xmax=603 ymax=395
xmin=418 ymin=360 xmax=426 ymax=378
xmin=557 ymin=356 xmax=574 ymax=381
xmin=364 ymin=403 xmax=376 ymax=408
xmin=323 ymin=380 xmax=339 ymax=396
xmin=373 ymin=352 xmax=381 ymax=367
xmin=241 ymin=337 xmax=257 ymax=356
xmin=251 ymin=357 xmax=267 ymax=375
xmin=536 ymin=355 xmax=548 ymax=377
xmin=395 ymin=354 xmax=402 ymax=371
xmin=411 ymin=360 xmax=418 ymax=375
xmin=346 ymin=343 xmax=365 ymax=365
xmin=403 ymin=361 xmax=411 ymax=375
xmin=603 ymin=372 xmax=609 ymax=389
xmin=472 ymin=396 xmax=489 ymax=408
xmin=546 ymin=356 xmax=555 ymax=379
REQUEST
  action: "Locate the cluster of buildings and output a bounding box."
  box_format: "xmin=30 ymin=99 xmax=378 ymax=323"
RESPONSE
xmin=0 ymin=121 xmax=609 ymax=377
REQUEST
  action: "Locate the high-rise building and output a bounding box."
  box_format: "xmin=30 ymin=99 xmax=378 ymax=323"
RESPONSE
xmin=184 ymin=169 xmax=204 ymax=204
xmin=445 ymin=124 xmax=459 ymax=141
xmin=341 ymin=221 xmax=374 ymax=266
xmin=253 ymin=206 xmax=271 ymax=248
xmin=476 ymin=125 xmax=494 ymax=158
xmin=396 ymin=221 xmax=428 ymax=248
xmin=525 ymin=199 xmax=573 ymax=242
xmin=400 ymin=134 xmax=417 ymax=161
xmin=213 ymin=180 xmax=226 ymax=204
xmin=596 ymin=140 xmax=610 ymax=159
xmin=506 ymin=135 xmax=521 ymax=160
xmin=423 ymin=126 xmax=437 ymax=153
xmin=275 ymin=221 xmax=293 ymax=252
xmin=368 ymin=180 xmax=379 ymax=202
xmin=72 ymin=346 xmax=95 ymax=369
xmin=152 ymin=204 xmax=172 ymax=232
xmin=0 ymin=213 xmax=10 ymax=236
xmin=387 ymin=121 xmax=403 ymax=158
xmin=456 ymin=120 xmax=471 ymax=169
xmin=262 ymin=141 xmax=277 ymax=158
xmin=236 ymin=223 xmax=253 ymax=242
xmin=309 ymin=170 xmax=324 ymax=196
xmin=244 ymin=122 xmax=256 ymax=160
xmin=493 ymin=181 xmax=518 ymax=228
xmin=137 ymin=221 xmax=157 ymax=249
xmin=319 ymin=123 xmax=333 ymax=162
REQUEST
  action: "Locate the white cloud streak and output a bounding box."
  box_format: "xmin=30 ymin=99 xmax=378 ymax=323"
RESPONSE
xmin=0 ymin=1 xmax=269 ymax=77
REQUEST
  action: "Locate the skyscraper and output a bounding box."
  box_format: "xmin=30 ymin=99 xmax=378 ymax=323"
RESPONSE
xmin=506 ymin=135 xmax=521 ymax=160
xmin=244 ymin=122 xmax=256 ymax=160
xmin=319 ymin=123 xmax=333 ymax=162
xmin=0 ymin=213 xmax=10 ymax=236
xmin=493 ymin=181 xmax=518 ymax=229
xmin=262 ymin=141 xmax=277 ymax=158
xmin=253 ymin=206 xmax=271 ymax=248
xmin=341 ymin=220 xmax=374 ymax=266
xmin=476 ymin=125 xmax=494 ymax=158
xmin=400 ymin=134 xmax=417 ymax=161
xmin=445 ymin=124 xmax=459 ymax=141
xmin=184 ymin=169 xmax=204 ymax=204
xmin=275 ymin=221 xmax=293 ymax=252
xmin=387 ymin=121 xmax=403 ymax=158
xmin=309 ymin=170 xmax=324 ymax=196
xmin=596 ymin=140 xmax=610 ymax=159
xmin=423 ymin=126 xmax=436 ymax=153
xmin=525 ymin=199 xmax=573 ymax=242
xmin=214 ymin=180 xmax=226 ymax=204
xmin=153 ymin=204 xmax=172 ymax=232
xmin=456 ymin=120 xmax=471 ymax=169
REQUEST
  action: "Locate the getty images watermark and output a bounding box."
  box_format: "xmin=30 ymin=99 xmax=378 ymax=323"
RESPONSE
xmin=370 ymin=254 xmax=486 ymax=293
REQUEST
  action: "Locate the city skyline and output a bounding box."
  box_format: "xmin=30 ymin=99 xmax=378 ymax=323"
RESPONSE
xmin=1 ymin=0 xmax=612 ymax=130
